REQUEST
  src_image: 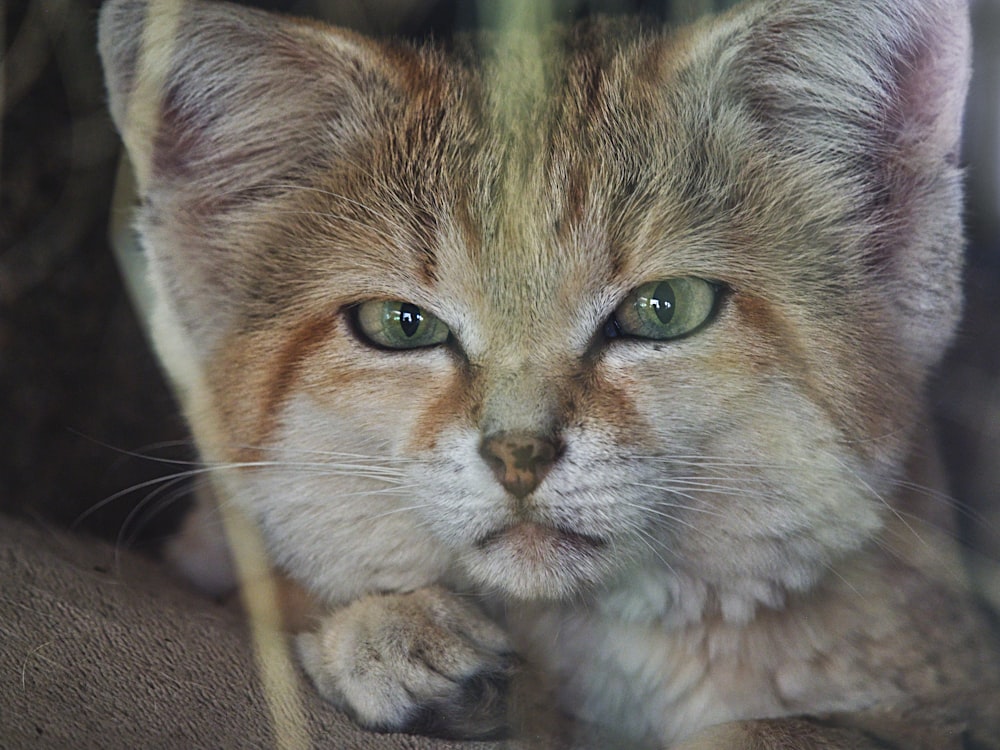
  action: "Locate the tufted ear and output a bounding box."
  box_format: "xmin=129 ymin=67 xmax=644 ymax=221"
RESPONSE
xmin=741 ymin=0 xmax=970 ymax=165
xmin=713 ymin=0 xmax=972 ymax=370
xmin=98 ymin=0 xmax=403 ymax=355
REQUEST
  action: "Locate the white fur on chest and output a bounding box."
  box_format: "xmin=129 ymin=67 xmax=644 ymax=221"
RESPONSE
xmin=507 ymin=563 xmax=885 ymax=747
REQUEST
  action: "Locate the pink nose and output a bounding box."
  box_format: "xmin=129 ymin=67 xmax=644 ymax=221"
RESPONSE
xmin=479 ymin=432 xmax=560 ymax=498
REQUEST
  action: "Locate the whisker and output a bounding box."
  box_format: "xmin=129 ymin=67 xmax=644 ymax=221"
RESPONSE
xmin=626 ymin=478 xmax=793 ymax=509
xmin=631 ymin=453 xmax=803 ymax=469
xmin=834 ymin=457 xmax=930 ymax=550
xmin=887 ymin=477 xmax=1000 ymax=536
xmin=73 ymin=466 xmax=222 ymax=529
xmin=114 ymin=474 xmax=201 ymax=569
xmin=75 ymin=458 xmax=416 ymax=530
xmin=634 ymin=488 xmax=725 ymax=512
xmin=618 ymin=500 xmax=710 ymax=537
xmin=71 ymin=429 xmax=420 ymax=469
xmin=817 ymin=558 xmax=866 ymax=601
xmin=627 ymin=524 xmax=678 ymax=576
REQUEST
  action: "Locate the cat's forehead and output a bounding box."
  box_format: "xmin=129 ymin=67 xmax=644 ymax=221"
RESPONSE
xmin=319 ymin=27 xmax=708 ymax=351
xmin=278 ymin=18 xmax=851 ymax=356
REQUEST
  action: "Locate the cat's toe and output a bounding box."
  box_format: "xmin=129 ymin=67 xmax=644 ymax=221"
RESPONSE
xmin=296 ymin=586 xmax=514 ymax=739
xmin=400 ymin=653 xmax=515 ymax=740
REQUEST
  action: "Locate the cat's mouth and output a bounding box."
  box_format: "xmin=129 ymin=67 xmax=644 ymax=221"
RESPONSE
xmin=475 ymin=522 xmax=606 ymax=555
xmin=466 ymin=522 xmax=612 ymax=598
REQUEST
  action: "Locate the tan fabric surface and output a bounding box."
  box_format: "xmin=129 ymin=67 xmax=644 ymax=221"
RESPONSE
xmin=0 ymin=515 xmax=508 ymax=750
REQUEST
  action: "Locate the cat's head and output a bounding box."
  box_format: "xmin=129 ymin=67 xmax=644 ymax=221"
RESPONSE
xmin=100 ymin=0 xmax=970 ymax=614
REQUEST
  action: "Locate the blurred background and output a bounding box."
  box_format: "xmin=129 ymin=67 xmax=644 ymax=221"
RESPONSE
xmin=1 ymin=0 xmax=997 ymax=586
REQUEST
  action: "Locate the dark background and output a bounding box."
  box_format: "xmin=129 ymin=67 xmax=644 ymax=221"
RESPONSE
xmin=1 ymin=0 xmax=998 ymax=592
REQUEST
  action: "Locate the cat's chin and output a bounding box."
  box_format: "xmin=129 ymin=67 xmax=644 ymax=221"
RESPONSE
xmin=463 ymin=522 xmax=610 ymax=600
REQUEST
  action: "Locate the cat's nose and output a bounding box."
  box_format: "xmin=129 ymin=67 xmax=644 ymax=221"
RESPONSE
xmin=479 ymin=432 xmax=561 ymax=499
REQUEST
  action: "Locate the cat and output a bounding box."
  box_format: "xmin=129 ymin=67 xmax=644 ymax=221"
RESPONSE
xmin=98 ymin=0 xmax=1000 ymax=746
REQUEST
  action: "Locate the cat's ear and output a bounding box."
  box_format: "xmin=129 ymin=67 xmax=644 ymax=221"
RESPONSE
xmin=98 ymin=0 xmax=400 ymax=355
xmin=726 ymin=0 xmax=970 ymax=170
xmin=717 ymin=0 xmax=971 ymax=370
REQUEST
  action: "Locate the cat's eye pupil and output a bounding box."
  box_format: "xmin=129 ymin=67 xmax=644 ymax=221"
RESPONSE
xmin=354 ymin=299 xmax=450 ymax=350
xmin=650 ymin=282 xmax=675 ymax=324
xmin=399 ymin=303 xmax=422 ymax=337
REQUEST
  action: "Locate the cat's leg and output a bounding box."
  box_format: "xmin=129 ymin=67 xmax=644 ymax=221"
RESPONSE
xmin=296 ymin=586 xmax=516 ymax=740
xmin=674 ymin=716 xmax=973 ymax=750
xmin=673 ymin=719 xmax=885 ymax=750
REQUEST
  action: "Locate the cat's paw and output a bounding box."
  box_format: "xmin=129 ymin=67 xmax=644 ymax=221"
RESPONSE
xmin=296 ymin=586 xmax=515 ymax=740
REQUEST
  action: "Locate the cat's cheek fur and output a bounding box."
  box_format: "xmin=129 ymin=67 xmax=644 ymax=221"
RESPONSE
xmin=242 ymin=393 xmax=456 ymax=605
xmin=596 ymin=344 xmax=885 ymax=610
xmin=670 ymin=387 xmax=886 ymax=594
xmin=192 ymin=323 xmax=468 ymax=602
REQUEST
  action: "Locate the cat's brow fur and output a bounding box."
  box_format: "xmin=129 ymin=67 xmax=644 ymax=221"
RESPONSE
xmin=100 ymin=0 xmax=1000 ymax=746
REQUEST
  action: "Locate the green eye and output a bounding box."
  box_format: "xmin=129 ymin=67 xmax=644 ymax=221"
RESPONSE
xmin=355 ymin=300 xmax=450 ymax=349
xmin=611 ymin=278 xmax=718 ymax=340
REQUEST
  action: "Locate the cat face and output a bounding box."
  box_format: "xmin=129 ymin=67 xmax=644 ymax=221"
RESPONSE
xmin=100 ymin=0 xmax=969 ymax=612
